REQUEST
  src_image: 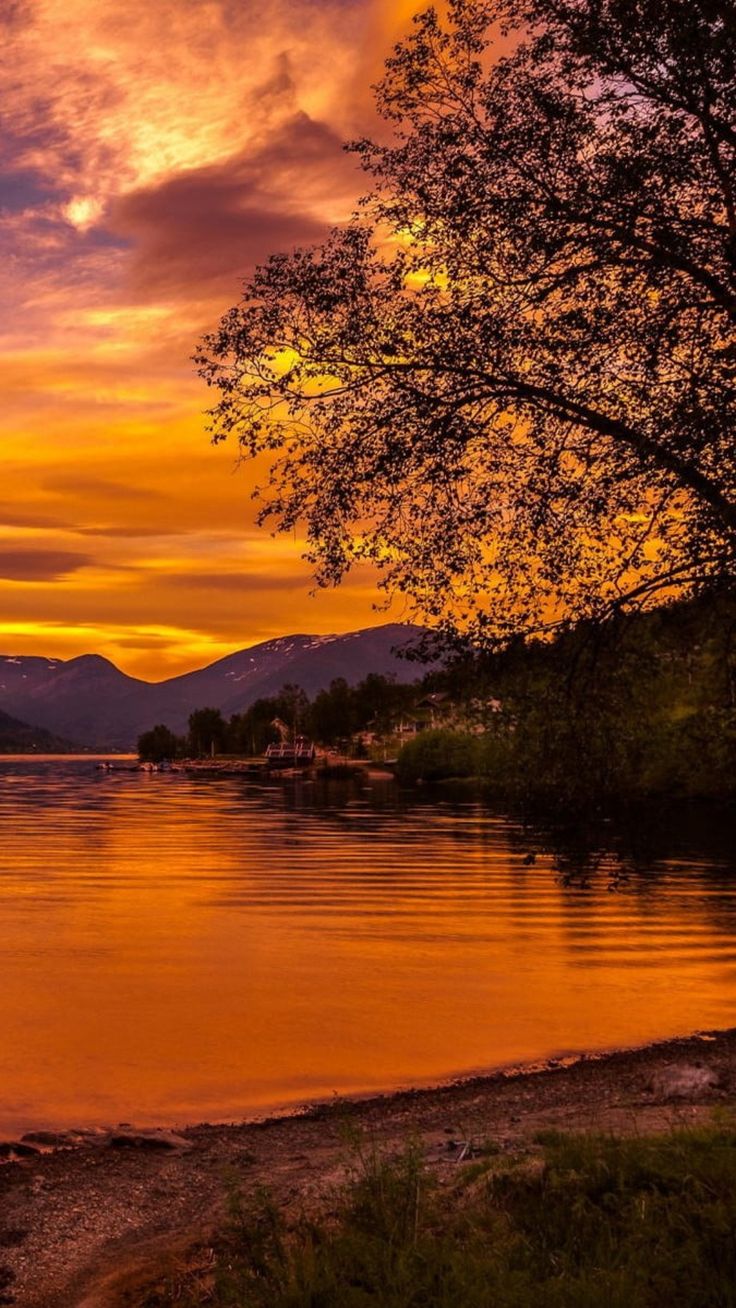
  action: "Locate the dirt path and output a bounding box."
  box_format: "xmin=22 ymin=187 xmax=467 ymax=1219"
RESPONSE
xmin=2 ymin=1028 xmax=735 ymax=1308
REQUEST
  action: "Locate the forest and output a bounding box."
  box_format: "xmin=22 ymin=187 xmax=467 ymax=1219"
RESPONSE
xmin=139 ymin=593 xmax=736 ymax=803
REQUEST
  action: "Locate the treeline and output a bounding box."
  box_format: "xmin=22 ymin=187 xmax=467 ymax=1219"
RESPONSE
xmin=398 ymin=593 xmax=736 ymax=803
xmin=137 ymin=673 xmax=423 ymax=761
xmin=140 ymin=594 xmax=736 ymax=802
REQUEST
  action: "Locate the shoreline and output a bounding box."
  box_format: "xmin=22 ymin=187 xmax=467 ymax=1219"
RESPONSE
xmin=0 ymin=1026 xmax=724 ymax=1146
xmin=2 ymin=1025 xmax=735 ymax=1307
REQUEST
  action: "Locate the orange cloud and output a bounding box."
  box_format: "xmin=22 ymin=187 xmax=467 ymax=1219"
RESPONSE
xmin=0 ymin=0 xmax=415 ymax=677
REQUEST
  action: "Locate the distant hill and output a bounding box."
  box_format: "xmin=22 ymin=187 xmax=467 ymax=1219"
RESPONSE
xmin=0 ymin=707 xmax=76 ymax=754
xmin=0 ymin=624 xmax=429 ymax=749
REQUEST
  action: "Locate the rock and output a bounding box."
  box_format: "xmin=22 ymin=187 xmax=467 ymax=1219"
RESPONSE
xmin=0 ymin=1140 xmax=41 ymax=1159
xmin=107 ymin=1128 xmax=192 ymax=1151
xmin=70 ymin=1127 xmax=110 ymax=1143
xmin=21 ymin=1130 xmax=73 ymax=1147
xmin=647 ymin=1063 xmax=721 ymax=1099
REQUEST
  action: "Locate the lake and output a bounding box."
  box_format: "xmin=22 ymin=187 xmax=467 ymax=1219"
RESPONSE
xmin=0 ymin=758 xmax=734 ymax=1136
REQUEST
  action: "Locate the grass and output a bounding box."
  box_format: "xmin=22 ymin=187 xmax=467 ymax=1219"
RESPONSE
xmin=143 ymin=1123 xmax=736 ymax=1307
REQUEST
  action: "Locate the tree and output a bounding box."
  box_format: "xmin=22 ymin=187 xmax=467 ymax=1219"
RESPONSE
xmin=276 ymin=683 xmax=310 ymax=738
xmin=396 ymin=728 xmax=480 ymax=783
xmin=308 ymin=677 xmax=357 ymax=744
xmin=351 ymin=673 xmax=417 ymax=734
xmin=188 ymin=707 xmax=227 ymax=757
xmin=138 ymin=724 xmax=181 ymax=763
xmin=225 ymin=685 xmax=311 ymax=754
xmin=197 ymin=0 xmax=736 ymax=648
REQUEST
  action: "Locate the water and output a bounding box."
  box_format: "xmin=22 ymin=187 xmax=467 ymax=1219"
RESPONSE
xmin=0 ymin=758 xmax=734 ymax=1136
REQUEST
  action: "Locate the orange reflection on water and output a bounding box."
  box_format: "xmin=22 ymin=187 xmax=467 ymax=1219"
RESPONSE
xmin=0 ymin=762 xmax=734 ymax=1135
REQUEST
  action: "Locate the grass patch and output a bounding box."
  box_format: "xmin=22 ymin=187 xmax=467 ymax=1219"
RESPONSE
xmin=145 ymin=1124 xmax=736 ymax=1307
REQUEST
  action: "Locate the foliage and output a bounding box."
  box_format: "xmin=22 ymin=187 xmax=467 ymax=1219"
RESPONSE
xmin=308 ymin=673 xmax=418 ymax=745
xmin=396 ymin=728 xmax=480 ymax=782
xmin=405 ymin=593 xmax=736 ymax=802
xmin=197 ymin=0 xmax=736 ymax=648
xmin=136 ymin=674 xmax=427 ymax=759
xmin=217 ymin=674 xmax=421 ymax=754
xmin=224 ymin=685 xmax=304 ymax=755
xmin=309 ymin=676 xmax=357 ymax=745
xmin=147 ymin=1124 xmax=736 ymax=1308
xmin=137 ymin=723 xmax=184 ymax=763
xmin=187 ymin=708 xmax=228 ymax=757
xmin=136 ymin=593 xmax=736 ymax=794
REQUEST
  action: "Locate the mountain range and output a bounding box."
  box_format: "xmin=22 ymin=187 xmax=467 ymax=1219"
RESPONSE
xmin=0 ymin=624 xmax=427 ymax=749
xmin=0 ymin=708 xmax=76 ymax=754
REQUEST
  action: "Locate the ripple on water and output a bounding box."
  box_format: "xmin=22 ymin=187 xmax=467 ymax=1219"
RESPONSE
xmin=0 ymin=758 xmax=734 ymax=1135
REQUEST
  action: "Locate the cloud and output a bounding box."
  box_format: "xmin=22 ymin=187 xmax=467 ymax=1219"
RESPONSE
xmin=111 ymin=112 xmax=360 ymax=300
xmin=115 ymin=634 xmax=179 ymax=650
xmin=76 ymin=524 xmax=192 ymax=538
xmin=0 ymin=0 xmax=397 ymax=677
xmin=0 ymin=0 xmax=370 ymax=219
xmin=0 ymin=549 xmax=93 ymax=581
xmin=165 ymin=571 xmax=307 ymax=592
xmin=41 ymin=475 xmax=165 ymax=500
xmin=0 ymin=509 xmax=74 ymax=530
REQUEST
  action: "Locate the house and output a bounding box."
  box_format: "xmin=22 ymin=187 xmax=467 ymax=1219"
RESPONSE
xmin=414 ymin=692 xmax=452 ymax=727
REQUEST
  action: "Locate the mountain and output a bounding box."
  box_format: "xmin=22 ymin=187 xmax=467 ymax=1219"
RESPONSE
xmin=0 ymin=624 xmax=428 ymax=749
xmin=0 ymin=654 xmax=148 ymax=749
xmin=0 ymin=707 xmax=77 ymax=754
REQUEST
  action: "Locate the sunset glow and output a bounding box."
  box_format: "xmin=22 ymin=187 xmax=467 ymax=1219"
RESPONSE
xmin=0 ymin=0 xmax=424 ymax=677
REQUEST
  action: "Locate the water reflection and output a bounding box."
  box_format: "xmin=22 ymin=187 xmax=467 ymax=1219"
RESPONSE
xmin=0 ymin=759 xmax=734 ymax=1136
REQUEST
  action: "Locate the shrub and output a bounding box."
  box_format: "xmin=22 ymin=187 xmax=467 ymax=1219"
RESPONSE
xmin=396 ymin=730 xmax=480 ymax=783
xmin=148 ymin=1124 xmax=736 ymax=1308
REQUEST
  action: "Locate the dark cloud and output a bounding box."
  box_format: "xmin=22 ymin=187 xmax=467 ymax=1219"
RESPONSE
xmin=0 ymin=549 xmax=93 ymax=581
xmin=165 ymin=571 xmax=306 ymax=591
xmin=42 ymin=475 xmax=165 ymax=499
xmin=0 ymin=510 xmax=73 ymax=530
xmin=110 ymin=112 xmax=361 ymax=299
xmin=0 ymin=512 xmax=188 ymax=540
xmin=76 ymin=524 xmax=190 ymax=538
xmin=0 ymin=0 xmax=31 ymax=29
xmin=0 ymin=166 xmax=59 ymax=213
xmin=115 ymin=634 xmax=176 ymax=649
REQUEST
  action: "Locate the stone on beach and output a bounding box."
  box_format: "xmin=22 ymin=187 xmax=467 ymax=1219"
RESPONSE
xmin=21 ymin=1130 xmax=76 ymax=1147
xmin=107 ymin=1128 xmax=193 ymax=1151
xmin=648 ymin=1063 xmax=722 ymax=1099
xmin=0 ymin=1140 xmax=41 ymax=1158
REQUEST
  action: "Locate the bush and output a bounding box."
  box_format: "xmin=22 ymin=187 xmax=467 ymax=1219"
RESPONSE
xmin=147 ymin=1124 xmax=736 ymax=1308
xmin=396 ymin=729 xmax=480 ymax=783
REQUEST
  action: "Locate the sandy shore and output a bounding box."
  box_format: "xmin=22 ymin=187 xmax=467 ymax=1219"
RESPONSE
xmin=1 ymin=1028 xmax=735 ymax=1308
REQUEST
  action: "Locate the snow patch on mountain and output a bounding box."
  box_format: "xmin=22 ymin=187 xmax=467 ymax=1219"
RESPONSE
xmin=0 ymin=623 xmax=431 ymax=748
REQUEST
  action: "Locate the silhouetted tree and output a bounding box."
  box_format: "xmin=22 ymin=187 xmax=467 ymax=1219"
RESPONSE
xmin=198 ymin=0 xmax=736 ymax=648
xmin=226 ymin=686 xmax=309 ymax=754
xmin=188 ymin=707 xmax=227 ymax=757
xmin=226 ymin=700 xmax=280 ymax=755
xmin=138 ymin=724 xmax=182 ymax=763
xmin=352 ymin=673 xmax=421 ymax=733
xmin=308 ymin=678 xmax=357 ymax=744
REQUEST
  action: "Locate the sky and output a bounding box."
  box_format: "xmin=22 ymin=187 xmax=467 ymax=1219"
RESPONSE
xmin=0 ymin=0 xmax=426 ymax=679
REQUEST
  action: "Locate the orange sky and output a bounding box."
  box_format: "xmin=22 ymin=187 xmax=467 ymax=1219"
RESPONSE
xmin=0 ymin=0 xmax=427 ymax=678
